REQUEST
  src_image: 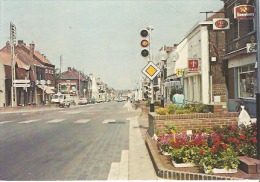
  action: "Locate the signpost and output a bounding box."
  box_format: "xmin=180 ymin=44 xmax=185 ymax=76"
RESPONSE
xmin=13 ymin=80 xmax=30 ymax=84
xmin=13 ymin=83 xmax=30 ymax=87
xmin=13 ymin=80 xmax=30 ymax=87
xmin=141 ymin=61 xmax=160 ymax=81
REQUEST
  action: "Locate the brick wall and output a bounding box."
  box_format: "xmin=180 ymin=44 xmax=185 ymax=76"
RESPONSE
xmin=148 ymin=105 xmax=239 ymax=135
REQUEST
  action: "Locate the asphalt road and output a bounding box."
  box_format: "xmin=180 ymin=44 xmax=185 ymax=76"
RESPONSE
xmin=0 ymin=101 xmax=139 ymax=180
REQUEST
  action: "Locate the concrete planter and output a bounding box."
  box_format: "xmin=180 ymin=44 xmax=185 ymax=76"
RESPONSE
xmin=204 ymin=167 xmax=237 ymax=174
xmin=172 ymin=160 xmax=196 ymax=167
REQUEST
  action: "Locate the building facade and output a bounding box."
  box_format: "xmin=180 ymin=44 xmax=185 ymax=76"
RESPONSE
xmin=222 ymin=0 xmax=257 ymax=116
xmin=0 ymin=40 xmax=56 ymax=106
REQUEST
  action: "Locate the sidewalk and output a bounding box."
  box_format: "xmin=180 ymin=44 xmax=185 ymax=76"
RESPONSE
xmin=129 ymin=114 xmax=158 ymax=180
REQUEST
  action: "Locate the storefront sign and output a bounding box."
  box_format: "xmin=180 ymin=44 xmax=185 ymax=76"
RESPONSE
xmin=213 ymin=18 xmax=230 ymax=30
xmin=234 ymin=5 xmax=255 ymax=20
xmin=188 ymin=59 xmax=199 ymax=72
xmin=247 ymin=43 xmax=257 ymax=53
xmin=176 ymin=68 xmax=184 ymax=77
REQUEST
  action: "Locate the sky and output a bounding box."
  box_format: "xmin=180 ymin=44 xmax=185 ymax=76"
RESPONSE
xmin=0 ymin=0 xmax=223 ymax=90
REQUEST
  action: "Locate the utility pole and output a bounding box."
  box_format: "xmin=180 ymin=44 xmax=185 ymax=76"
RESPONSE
xmin=10 ymin=22 xmax=16 ymax=107
xmin=58 ymin=55 xmax=62 ymax=93
xmin=255 ymin=0 xmax=260 ymax=160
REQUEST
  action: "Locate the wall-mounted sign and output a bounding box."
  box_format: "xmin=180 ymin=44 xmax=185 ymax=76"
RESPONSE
xmin=234 ymin=5 xmax=255 ymax=20
xmin=213 ymin=18 xmax=230 ymax=30
xmin=246 ymin=43 xmax=257 ymax=53
xmin=188 ymin=59 xmax=199 ymax=73
xmin=176 ymin=68 xmax=184 ymax=77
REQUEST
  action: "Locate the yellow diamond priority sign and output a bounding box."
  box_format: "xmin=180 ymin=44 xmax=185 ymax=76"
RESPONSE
xmin=142 ymin=62 xmax=160 ymax=80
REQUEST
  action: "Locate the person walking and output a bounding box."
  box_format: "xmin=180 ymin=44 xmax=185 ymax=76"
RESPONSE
xmin=172 ymin=89 xmax=184 ymax=106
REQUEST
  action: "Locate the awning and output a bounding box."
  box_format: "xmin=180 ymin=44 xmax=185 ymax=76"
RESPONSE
xmin=164 ymin=80 xmax=181 ymax=87
xmin=37 ymin=85 xmax=55 ymax=94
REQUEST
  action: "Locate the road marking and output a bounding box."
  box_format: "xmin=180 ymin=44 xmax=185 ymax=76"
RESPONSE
xmin=46 ymin=119 xmax=65 ymax=123
xmin=74 ymin=119 xmax=90 ymax=123
xmin=107 ymin=162 xmax=120 ymax=180
xmin=102 ymin=119 xmax=116 ymax=124
xmin=0 ymin=121 xmax=14 ymax=124
xmin=19 ymin=119 xmax=41 ymax=124
xmin=66 ymin=111 xmax=81 ymax=114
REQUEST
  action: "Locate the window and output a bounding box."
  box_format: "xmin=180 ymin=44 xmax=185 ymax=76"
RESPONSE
xmin=238 ymin=64 xmax=256 ymax=98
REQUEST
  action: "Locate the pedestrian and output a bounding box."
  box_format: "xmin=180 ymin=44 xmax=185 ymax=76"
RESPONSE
xmin=172 ymin=89 xmax=184 ymax=106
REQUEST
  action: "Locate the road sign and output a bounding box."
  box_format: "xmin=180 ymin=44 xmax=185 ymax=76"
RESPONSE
xmin=14 ymin=83 xmax=30 ymax=87
xmin=142 ymin=61 xmax=160 ymax=80
xmin=13 ymin=80 xmax=30 ymax=84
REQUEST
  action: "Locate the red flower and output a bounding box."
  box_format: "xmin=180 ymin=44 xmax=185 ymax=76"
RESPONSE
xmin=222 ymin=143 xmax=228 ymax=150
xmin=210 ymin=147 xmax=217 ymax=153
xmin=231 ymin=126 xmax=238 ymax=131
xmin=227 ymin=137 xmax=233 ymax=143
xmin=239 ymin=134 xmax=246 ymax=140
xmin=233 ymin=138 xmax=239 ymax=144
xmin=250 ymin=137 xmax=257 ymax=143
xmin=199 ymin=149 xmax=205 ymax=155
xmin=253 ymin=131 xmax=257 ymax=136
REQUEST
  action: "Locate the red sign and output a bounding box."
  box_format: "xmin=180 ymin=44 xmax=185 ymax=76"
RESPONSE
xmin=213 ymin=18 xmax=230 ymax=30
xmin=234 ymin=5 xmax=255 ymax=20
xmin=188 ymin=59 xmax=199 ymax=72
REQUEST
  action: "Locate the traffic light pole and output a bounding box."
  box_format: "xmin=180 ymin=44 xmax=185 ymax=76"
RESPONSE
xmin=147 ymin=26 xmax=154 ymax=112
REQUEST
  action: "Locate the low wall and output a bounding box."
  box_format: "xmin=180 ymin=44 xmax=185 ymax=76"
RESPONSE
xmin=148 ymin=107 xmax=239 ymax=136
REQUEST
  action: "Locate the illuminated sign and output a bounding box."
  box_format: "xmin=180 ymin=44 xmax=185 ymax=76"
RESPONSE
xmin=234 ymin=5 xmax=255 ymax=20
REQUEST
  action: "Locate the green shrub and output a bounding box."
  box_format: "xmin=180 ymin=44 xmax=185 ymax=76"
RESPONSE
xmin=174 ymin=109 xmax=191 ymax=114
xmin=155 ymin=108 xmax=167 ymax=115
xmin=166 ymin=104 xmax=177 ymax=114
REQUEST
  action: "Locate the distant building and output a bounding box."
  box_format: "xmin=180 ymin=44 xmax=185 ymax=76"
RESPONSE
xmin=60 ymin=67 xmax=88 ymax=98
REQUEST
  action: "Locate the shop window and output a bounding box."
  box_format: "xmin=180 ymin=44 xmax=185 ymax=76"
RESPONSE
xmin=238 ymin=64 xmax=256 ymax=98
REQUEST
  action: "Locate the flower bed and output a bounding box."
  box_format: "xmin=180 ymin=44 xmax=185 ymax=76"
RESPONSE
xmin=156 ymin=123 xmax=257 ymax=174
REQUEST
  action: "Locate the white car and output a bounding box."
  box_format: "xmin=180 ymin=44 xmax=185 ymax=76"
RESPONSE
xmin=78 ymin=98 xmax=88 ymax=105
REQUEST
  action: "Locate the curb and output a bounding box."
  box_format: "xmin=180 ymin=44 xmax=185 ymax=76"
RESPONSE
xmin=144 ymin=131 xmax=244 ymax=180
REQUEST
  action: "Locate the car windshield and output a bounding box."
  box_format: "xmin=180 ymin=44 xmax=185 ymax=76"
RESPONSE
xmin=52 ymin=95 xmax=59 ymax=99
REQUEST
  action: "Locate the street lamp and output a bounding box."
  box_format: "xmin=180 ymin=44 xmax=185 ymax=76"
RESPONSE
xmin=158 ymin=47 xmax=179 ymax=107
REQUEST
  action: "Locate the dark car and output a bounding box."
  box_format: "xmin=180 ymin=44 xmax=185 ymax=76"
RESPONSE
xmin=87 ymin=98 xmax=96 ymax=104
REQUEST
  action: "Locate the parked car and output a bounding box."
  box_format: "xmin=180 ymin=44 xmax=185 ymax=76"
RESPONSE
xmin=87 ymin=98 xmax=96 ymax=104
xmin=78 ymin=98 xmax=88 ymax=105
xmin=58 ymin=95 xmax=71 ymax=108
xmin=96 ymin=99 xmax=104 ymax=103
xmin=117 ymin=97 xmax=122 ymax=102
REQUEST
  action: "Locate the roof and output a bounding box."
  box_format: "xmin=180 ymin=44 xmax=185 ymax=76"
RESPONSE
xmin=0 ymin=50 xmax=31 ymax=70
xmin=60 ymin=69 xmax=87 ymax=81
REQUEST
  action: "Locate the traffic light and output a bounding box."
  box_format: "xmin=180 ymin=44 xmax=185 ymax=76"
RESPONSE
xmin=147 ymin=85 xmax=152 ymax=98
xmin=140 ymin=29 xmax=149 ymax=57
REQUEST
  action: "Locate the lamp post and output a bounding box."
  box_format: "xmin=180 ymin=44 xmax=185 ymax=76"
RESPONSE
xmin=158 ymin=46 xmax=178 ymax=107
xmin=159 ymin=47 xmax=168 ymax=107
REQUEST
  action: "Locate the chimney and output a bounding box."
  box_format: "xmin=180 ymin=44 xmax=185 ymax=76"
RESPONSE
xmin=18 ymin=40 xmax=24 ymax=46
xmin=68 ymin=67 xmax=72 ymax=71
xmin=29 ymin=41 xmax=35 ymax=57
